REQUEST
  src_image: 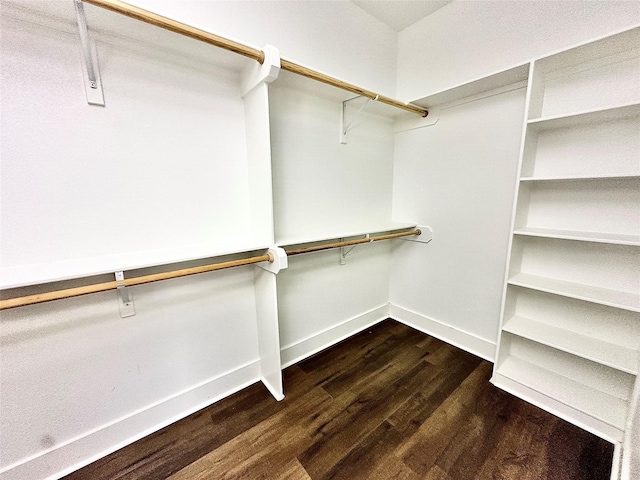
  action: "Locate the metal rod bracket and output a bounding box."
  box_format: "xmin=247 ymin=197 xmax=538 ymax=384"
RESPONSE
xmin=74 ymin=0 xmax=105 ymax=106
xmin=115 ymin=271 xmax=135 ymax=317
xmin=340 ymin=95 xmax=377 ymax=144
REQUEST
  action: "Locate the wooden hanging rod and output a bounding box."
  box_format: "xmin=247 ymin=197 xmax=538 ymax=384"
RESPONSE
xmin=82 ymin=0 xmax=265 ymax=63
xmin=0 ymin=254 xmax=273 ymax=310
xmin=285 ymin=229 xmax=421 ymax=256
xmin=82 ymin=0 xmax=428 ymax=117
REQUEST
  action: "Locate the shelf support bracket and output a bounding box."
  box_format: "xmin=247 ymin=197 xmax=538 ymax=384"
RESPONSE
xmin=74 ymin=0 xmax=105 ymax=106
xmin=340 ymin=95 xmax=377 ymax=144
xmin=115 ymin=271 xmax=135 ymax=318
xmin=340 ymin=234 xmax=370 ymax=265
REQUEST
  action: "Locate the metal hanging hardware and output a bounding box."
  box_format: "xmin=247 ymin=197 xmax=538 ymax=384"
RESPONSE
xmin=74 ymin=0 xmax=105 ymax=106
xmin=340 ymin=95 xmax=378 ymax=144
xmin=115 ymin=271 xmax=135 ymax=318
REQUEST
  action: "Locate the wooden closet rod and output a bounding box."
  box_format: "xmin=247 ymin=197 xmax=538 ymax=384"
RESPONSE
xmin=0 ymin=254 xmax=273 ymax=310
xmin=82 ymin=0 xmax=429 ymax=117
xmin=285 ymin=229 xmax=421 ymax=256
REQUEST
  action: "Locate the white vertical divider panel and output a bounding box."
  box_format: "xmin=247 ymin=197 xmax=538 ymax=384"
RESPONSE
xmin=242 ymin=47 xmax=285 ymax=400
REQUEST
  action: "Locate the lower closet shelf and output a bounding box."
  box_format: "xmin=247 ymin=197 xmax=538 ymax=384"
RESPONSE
xmin=503 ymin=316 xmax=638 ymax=374
xmin=508 ymin=272 xmax=640 ymax=312
xmin=496 ymin=356 xmax=628 ymax=430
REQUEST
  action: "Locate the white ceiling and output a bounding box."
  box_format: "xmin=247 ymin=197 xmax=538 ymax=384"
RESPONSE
xmin=352 ymin=0 xmax=452 ymax=32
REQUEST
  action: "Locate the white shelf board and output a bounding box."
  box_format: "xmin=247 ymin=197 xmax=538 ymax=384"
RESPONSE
xmin=275 ymin=222 xmax=417 ymax=247
xmin=508 ymin=273 xmax=640 ymax=313
xmin=411 ymin=63 xmax=530 ymax=108
xmin=520 ymin=174 xmax=639 ymax=182
xmin=503 ymin=315 xmax=638 ymax=374
xmin=513 ymin=227 xmax=640 ymax=246
xmin=497 ymin=355 xmax=629 ymax=429
xmin=490 ymin=373 xmax=623 ymax=443
xmin=0 ymin=239 xmax=273 ymax=289
xmin=527 ymin=103 xmax=640 ymax=131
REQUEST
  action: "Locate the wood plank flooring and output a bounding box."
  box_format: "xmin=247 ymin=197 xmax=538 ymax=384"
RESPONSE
xmin=64 ymin=319 xmax=614 ymax=480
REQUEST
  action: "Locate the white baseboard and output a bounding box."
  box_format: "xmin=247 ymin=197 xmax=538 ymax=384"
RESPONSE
xmin=389 ymin=303 xmax=496 ymax=362
xmin=0 ymin=361 xmax=261 ymax=480
xmin=280 ymin=304 xmax=390 ymax=368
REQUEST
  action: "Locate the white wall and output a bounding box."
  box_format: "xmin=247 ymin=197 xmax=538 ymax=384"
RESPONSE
xmin=397 ymin=0 xmax=640 ymax=101
xmin=390 ymin=88 xmax=526 ymax=358
xmin=128 ymin=0 xmax=398 ymax=98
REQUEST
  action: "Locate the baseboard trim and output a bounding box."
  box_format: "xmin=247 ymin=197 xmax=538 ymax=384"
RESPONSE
xmin=0 ymin=361 xmax=261 ymax=480
xmin=389 ymin=303 xmax=496 ymax=362
xmin=280 ymin=304 xmax=390 ymax=368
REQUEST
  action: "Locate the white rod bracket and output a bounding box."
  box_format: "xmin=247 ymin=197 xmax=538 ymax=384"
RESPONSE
xmin=74 ymin=0 xmax=105 ymax=106
xmin=115 ymin=271 xmax=135 ymax=318
xmin=398 ymin=225 xmax=433 ymax=244
xmin=257 ymin=247 xmax=288 ymax=274
xmin=340 ymin=95 xmax=377 ymax=144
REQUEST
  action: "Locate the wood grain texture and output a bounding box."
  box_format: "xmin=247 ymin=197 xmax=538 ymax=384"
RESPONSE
xmin=64 ymin=319 xmax=614 ymax=480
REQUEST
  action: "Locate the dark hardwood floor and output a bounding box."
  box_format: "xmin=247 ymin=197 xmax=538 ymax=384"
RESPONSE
xmin=65 ymin=319 xmax=614 ymax=479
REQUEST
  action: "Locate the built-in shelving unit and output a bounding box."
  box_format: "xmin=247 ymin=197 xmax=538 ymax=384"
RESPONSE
xmin=492 ymin=26 xmax=640 ymax=443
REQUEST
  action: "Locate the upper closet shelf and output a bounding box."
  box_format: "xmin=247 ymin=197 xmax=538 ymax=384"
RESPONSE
xmin=513 ymin=227 xmax=640 ymax=246
xmin=520 ymin=173 xmax=639 ymax=182
xmin=276 ymin=222 xmax=417 ymax=247
xmin=527 ymin=102 xmax=640 ymax=130
xmin=0 ymin=240 xmax=273 ymax=290
xmin=410 ymin=63 xmax=530 ymax=108
xmin=508 ymin=273 xmax=640 ymax=312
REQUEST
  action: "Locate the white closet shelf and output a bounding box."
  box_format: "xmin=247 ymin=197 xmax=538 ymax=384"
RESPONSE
xmin=527 ymin=102 xmax=640 ymax=131
xmin=513 ymin=227 xmax=640 ymax=246
xmin=508 ymin=273 xmax=640 ymax=312
xmin=503 ymin=315 xmax=638 ymax=374
xmin=410 ymin=63 xmax=529 ymax=108
xmin=520 ymin=174 xmax=639 ymax=182
xmin=275 ymin=222 xmax=417 ymax=247
xmin=497 ymin=355 xmax=628 ymax=429
xmin=0 ymin=240 xmax=273 ymax=290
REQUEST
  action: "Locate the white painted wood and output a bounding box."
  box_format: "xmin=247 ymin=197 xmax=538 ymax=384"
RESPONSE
xmin=513 ymin=227 xmax=640 ymax=246
xmin=411 ymin=63 xmax=530 ymax=108
xmin=515 ymin=178 xmax=640 ymax=238
xmin=511 ymin=238 xmax=639 ymax=299
xmin=508 ymin=272 xmax=640 ymax=313
xmin=389 ymin=304 xmax=496 ymax=362
xmin=243 ymin=82 xmax=276 ymax=246
xmin=504 ymin=286 xmax=639 ymax=363
xmin=491 ymin=373 xmax=623 ymax=443
xmin=522 ymin=114 xmax=640 ymax=179
xmin=533 ymin=28 xmax=640 ymax=119
xmin=528 ymin=103 xmax=640 ymax=130
xmin=253 ymin=267 xmax=284 ymax=400
xmin=503 ymin=315 xmax=638 ymax=374
xmin=497 ymin=339 xmax=633 ymax=430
